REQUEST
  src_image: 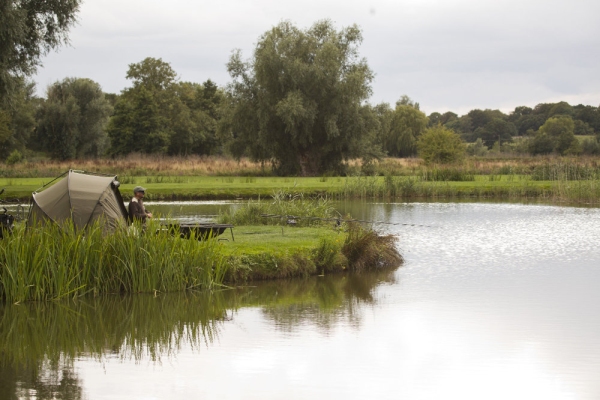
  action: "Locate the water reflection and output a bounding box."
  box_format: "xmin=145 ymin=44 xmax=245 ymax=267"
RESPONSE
xmin=0 ymin=270 xmax=394 ymax=399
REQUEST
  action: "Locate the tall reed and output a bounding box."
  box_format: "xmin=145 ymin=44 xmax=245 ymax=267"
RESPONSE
xmin=219 ymin=189 xmax=336 ymax=226
xmin=0 ymin=219 xmax=227 ymax=303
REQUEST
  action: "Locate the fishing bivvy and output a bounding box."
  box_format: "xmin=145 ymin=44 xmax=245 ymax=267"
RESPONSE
xmin=27 ymin=170 xmax=129 ymax=232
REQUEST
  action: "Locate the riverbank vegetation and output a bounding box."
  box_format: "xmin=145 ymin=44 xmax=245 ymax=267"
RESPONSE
xmin=0 ymin=204 xmax=402 ymax=303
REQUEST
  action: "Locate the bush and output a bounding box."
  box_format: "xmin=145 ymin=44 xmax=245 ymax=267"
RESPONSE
xmin=6 ymin=149 xmax=23 ymax=165
xmin=581 ymin=137 xmax=600 ymax=154
xmin=466 ymin=138 xmax=488 ymax=156
xmin=417 ymin=125 xmax=465 ymax=164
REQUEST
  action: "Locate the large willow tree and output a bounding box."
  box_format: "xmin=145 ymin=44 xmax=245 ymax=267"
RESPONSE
xmin=0 ymin=0 xmax=80 ymax=99
xmin=222 ymin=20 xmax=375 ymax=176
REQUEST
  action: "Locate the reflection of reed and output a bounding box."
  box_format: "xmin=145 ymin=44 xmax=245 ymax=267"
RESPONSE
xmin=0 ymin=292 xmax=228 ymax=368
xmin=0 ymin=269 xmax=395 ymax=398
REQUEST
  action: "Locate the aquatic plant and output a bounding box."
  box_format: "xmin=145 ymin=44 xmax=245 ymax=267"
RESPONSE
xmin=0 ymin=219 xmax=227 ymax=303
xmin=342 ymin=222 xmax=403 ymax=272
xmin=219 ymin=189 xmax=336 ymax=226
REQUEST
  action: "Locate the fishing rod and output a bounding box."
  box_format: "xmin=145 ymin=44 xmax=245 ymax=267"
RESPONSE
xmin=259 ymin=213 xmax=436 ymax=228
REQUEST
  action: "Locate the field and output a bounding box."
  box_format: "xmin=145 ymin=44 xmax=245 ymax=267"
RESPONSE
xmin=1 ymin=154 xmax=600 ymax=203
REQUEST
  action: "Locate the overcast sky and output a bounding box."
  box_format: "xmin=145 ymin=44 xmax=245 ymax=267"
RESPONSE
xmin=33 ymin=0 xmax=600 ymax=115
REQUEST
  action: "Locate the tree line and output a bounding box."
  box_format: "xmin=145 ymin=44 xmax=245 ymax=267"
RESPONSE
xmin=1 ymin=5 xmax=600 ymax=175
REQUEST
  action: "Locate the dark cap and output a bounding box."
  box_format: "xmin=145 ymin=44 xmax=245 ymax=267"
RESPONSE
xmin=133 ymin=186 xmax=146 ymax=193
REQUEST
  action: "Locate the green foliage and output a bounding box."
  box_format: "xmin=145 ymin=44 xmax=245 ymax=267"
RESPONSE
xmin=35 ymin=78 xmax=112 ymax=159
xmin=466 ymin=138 xmax=489 ymax=156
xmin=0 ymin=0 xmax=81 ymax=99
xmin=539 ymin=116 xmax=578 ymax=155
xmin=108 ymin=58 xmax=224 ymax=156
xmin=0 ymin=220 xmax=228 ymax=303
xmin=380 ymin=98 xmax=428 ymax=157
xmin=530 ymin=162 xmax=600 ymax=181
xmin=581 ymin=137 xmax=600 ymax=155
xmin=421 ymin=167 xmax=474 ymax=181
xmin=417 ymin=125 xmax=465 ymax=164
xmin=472 ymin=118 xmax=516 ymax=147
xmin=222 ymin=20 xmax=375 ymax=176
xmin=219 ymin=190 xmax=335 ymax=226
xmin=528 ymin=131 xmax=554 ymax=155
xmin=5 ymin=149 xmax=23 ymax=165
xmin=0 ymin=78 xmax=36 ymax=158
xmin=342 ymin=223 xmax=402 ymax=272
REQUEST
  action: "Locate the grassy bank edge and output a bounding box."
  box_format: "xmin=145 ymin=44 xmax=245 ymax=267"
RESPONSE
xmin=223 ymin=223 xmax=402 ymax=283
xmin=0 ymin=223 xmax=402 ymax=303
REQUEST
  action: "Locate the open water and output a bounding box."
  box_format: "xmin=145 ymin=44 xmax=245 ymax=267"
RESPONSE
xmin=1 ymin=201 xmax=599 ymax=399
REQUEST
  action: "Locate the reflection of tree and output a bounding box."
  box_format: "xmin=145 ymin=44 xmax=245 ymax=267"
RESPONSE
xmin=256 ymin=270 xmax=397 ymax=332
xmin=0 ymin=269 xmax=396 ymax=397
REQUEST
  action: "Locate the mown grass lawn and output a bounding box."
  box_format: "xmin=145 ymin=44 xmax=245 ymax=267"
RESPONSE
xmin=218 ymin=225 xmax=344 ymax=256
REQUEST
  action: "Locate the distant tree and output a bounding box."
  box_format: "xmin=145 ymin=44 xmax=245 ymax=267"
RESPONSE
xmin=528 ymin=132 xmax=554 ymax=155
xmin=126 ymin=57 xmax=177 ymax=92
xmin=108 ymin=58 xmax=223 ymax=156
xmin=580 ymin=137 xmax=600 ymax=155
xmin=508 ymin=106 xmax=532 ymax=123
xmin=382 ymin=102 xmax=428 ymax=157
xmin=466 ymin=138 xmax=489 ymax=157
xmin=530 ymin=115 xmax=581 ymax=154
xmin=0 ymin=0 xmax=81 ymax=100
xmin=446 ymin=115 xmax=473 ymax=141
xmin=427 ymin=112 xmax=441 ymax=127
xmin=537 ymin=116 xmax=578 ymax=155
xmin=574 ymin=120 xmax=594 ymax=136
xmin=417 ymin=125 xmax=465 ymax=164
xmin=548 ymin=101 xmax=573 ymax=118
xmin=36 ymin=78 xmax=112 ymax=159
xmin=0 ymin=78 xmax=36 ymax=159
xmin=221 ymin=20 xmax=375 ymax=175
xmin=107 ymin=58 xmax=176 ymax=155
xmin=573 ymin=104 xmax=600 ymax=132
xmin=104 ymin=93 xmax=119 ymax=107
xmin=472 ymin=118 xmax=517 ymax=147
xmin=176 ymin=79 xmax=225 ymax=155
xmin=440 ymin=111 xmax=458 ymax=125
xmin=396 ymin=95 xmax=419 ymax=110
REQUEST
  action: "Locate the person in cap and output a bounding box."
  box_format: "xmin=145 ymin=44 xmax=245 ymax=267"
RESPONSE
xmin=128 ymin=186 xmax=152 ymax=223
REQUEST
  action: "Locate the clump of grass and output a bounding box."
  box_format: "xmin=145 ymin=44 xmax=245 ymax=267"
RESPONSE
xmin=342 ymin=223 xmax=403 ymax=272
xmin=219 ymin=190 xmax=336 ymax=226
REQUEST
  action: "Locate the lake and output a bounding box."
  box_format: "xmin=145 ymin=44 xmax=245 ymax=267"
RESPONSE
xmin=1 ymin=201 xmax=599 ymax=399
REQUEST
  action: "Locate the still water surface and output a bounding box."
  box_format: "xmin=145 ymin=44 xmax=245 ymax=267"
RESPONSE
xmin=1 ymin=201 xmax=599 ymax=399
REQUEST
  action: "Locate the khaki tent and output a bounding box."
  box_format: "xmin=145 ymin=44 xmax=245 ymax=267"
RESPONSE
xmin=28 ymin=170 xmax=129 ymax=232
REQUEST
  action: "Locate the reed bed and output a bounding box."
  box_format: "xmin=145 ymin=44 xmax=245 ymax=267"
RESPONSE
xmin=0 ymin=219 xmax=227 ymax=303
xmin=219 ymin=189 xmax=337 ymax=226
